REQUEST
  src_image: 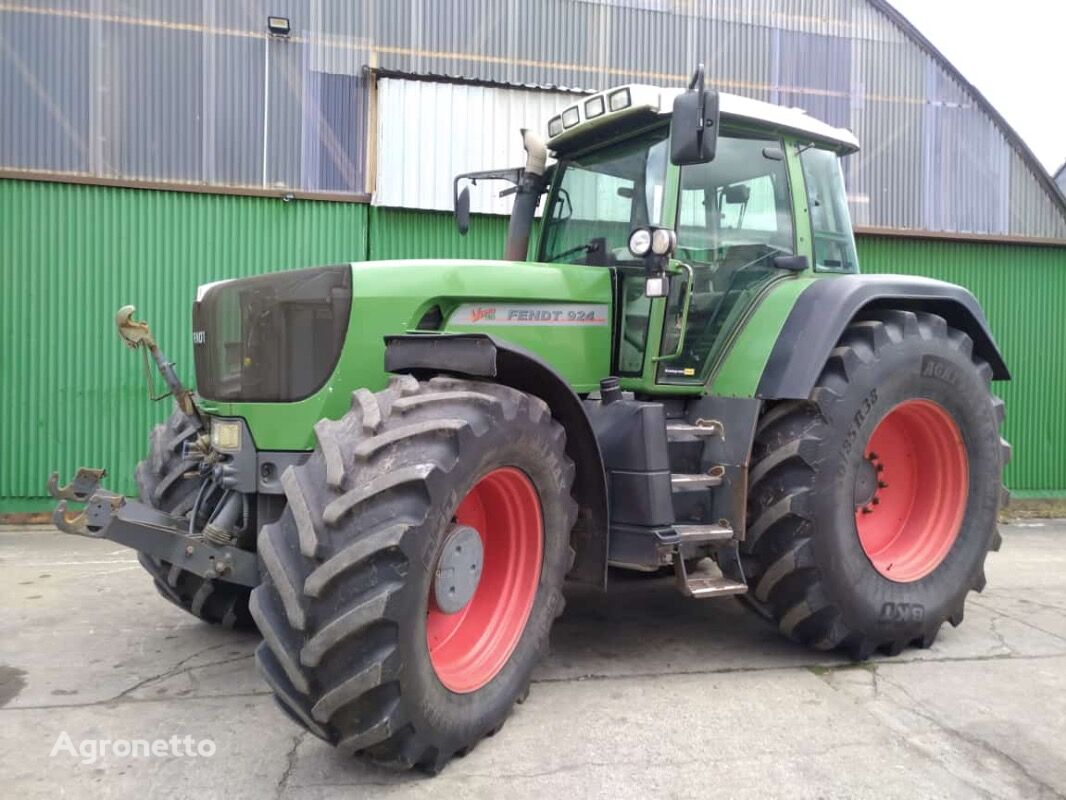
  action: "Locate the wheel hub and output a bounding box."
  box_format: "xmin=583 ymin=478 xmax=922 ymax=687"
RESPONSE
xmin=854 ymin=399 xmax=969 ymax=582
xmin=426 ymin=467 xmax=543 ymax=693
xmin=433 ymin=524 xmax=484 ymax=614
xmin=853 ymin=455 xmax=881 ymax=508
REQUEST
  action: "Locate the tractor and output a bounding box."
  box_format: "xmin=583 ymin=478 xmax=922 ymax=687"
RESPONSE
xmin=49 ymin=66 xmax=1010 ymax=773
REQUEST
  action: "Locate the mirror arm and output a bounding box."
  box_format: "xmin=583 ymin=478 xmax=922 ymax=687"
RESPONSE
xmin=688 ymin=63 xmax=705 ymax=92
xmin=452 ymin=167 xmax=525 ymax=214
xmin=693 ymin=63 xmax=706 ymax=138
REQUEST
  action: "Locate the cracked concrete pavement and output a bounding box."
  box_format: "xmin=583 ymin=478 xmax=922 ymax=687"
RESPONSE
xmin=1 ymin=521 xmax=1065 ymax=799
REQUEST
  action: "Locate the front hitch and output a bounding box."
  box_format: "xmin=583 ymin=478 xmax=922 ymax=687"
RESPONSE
xmin=47 ymin=469 xmax=259 ymax=588
xmin=48 ymin=468 xmax=125 ymax=536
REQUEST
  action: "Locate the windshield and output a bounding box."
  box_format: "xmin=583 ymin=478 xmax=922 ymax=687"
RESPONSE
xmin=540 ymin=128 xmax=669 ymax=265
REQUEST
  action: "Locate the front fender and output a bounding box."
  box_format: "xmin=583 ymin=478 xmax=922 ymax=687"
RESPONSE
xmin=385 ymin=333 xmax=609 ymax=587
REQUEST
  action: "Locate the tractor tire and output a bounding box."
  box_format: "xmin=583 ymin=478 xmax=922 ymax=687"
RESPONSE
xmin=249 ymin=375 xmax=577 ymax=773
xmin=135 ymin=406 xmax=254 ymax=629
xmin=742 ymin=310 xmax=1009 ymax=659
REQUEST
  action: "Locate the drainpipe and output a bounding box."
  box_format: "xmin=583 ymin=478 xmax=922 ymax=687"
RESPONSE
xmin=504 ymin=129 xmax=548 ymax=261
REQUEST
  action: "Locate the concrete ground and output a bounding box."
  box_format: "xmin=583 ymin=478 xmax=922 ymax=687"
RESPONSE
xmin=1 ymin=523 xmax=1064 ymax=799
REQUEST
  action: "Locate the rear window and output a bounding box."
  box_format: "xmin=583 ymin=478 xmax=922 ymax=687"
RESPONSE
xmin=800 ymin=147 xmax=859 ymax=273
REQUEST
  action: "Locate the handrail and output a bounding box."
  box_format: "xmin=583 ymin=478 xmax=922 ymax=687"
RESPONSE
xmin=652 ymin=261 xmax=694 ymax=363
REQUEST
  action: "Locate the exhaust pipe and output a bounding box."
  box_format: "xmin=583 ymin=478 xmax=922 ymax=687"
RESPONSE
xmin=504 ymin=129 xmax=548 ymax=262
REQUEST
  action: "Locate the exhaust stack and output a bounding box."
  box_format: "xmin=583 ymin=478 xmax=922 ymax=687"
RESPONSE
xmin=504 ymin=129 xmax=547 ymax=262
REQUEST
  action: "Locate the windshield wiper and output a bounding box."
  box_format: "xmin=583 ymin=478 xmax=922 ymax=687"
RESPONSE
xmin=729 ymin=245 xmax=792 ymax=274
xmin=547 ymin=239 xmax=605 ymax=263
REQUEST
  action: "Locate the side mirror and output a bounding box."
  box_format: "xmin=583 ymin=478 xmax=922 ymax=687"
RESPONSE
xmin=772 ymin=254 xmax=809 ymax=272
xmin=454 ymin=185 xmax=471 ymax=235
xmin=670 ymin=64 xmax=720 ymax=166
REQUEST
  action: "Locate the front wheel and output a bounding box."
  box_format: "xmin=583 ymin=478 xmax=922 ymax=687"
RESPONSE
xmin=135 ymin=405 xmax=254 ymax=628
xmin=742 ymin=310 xmax=1009 ymax=658
xmin=249 ymin=375 xmax=577 ymax=772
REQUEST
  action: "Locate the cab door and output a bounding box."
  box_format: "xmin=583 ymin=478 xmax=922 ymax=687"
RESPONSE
xmin=654 ymin=131 xmax=800 ymax=385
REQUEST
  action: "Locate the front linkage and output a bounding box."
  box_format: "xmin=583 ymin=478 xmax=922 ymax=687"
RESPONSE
xmin=47 ymin=307 xmax=260 ymax=591
xmin=48 ymin=467 xmax=258 ymax=588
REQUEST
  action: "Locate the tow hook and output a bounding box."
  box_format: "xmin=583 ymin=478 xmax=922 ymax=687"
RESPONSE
xmin=47 ymin=468 xmax=125 ymax=536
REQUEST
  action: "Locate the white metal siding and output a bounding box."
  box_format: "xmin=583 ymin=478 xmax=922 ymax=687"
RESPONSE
xmin=374 ymin=78 xmax=572 ymax=213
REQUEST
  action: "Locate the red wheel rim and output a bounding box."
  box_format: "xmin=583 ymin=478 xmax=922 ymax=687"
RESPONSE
xmin=426 ymin=467 xmax=543 ymax=693
xmin=854 ymin=399 xmax=968 ymax=582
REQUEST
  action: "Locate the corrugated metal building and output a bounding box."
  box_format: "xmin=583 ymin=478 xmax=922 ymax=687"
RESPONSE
xmin=1056 ymin=163 xmax=1066 ymax=195
xmin=2 ymin=0 xmax=1065 ymax=510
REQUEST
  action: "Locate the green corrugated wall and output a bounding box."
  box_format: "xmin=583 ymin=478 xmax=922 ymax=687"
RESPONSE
xmin=0 ymin=179 xmax=368 ymax=512
xmin=369 ymin=206 xmax=509 ymax=260
xmin=857 ymin=235 xmax=1066 ymax=496
xmin=1 ymin=181 xmax=1063 ymax=511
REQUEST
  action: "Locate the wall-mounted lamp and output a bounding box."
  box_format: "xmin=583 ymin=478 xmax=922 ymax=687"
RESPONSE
xmin=267 ymin=16 xmax=291 ymax=37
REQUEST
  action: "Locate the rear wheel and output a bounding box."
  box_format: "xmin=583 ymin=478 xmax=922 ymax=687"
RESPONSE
xmin=742 ymin=310 xmax=1009 ymax=658
xmin=135 ymin=406 xmax=254 ymax=629
xmin=250 ymin=375 xmax=577 ymax=772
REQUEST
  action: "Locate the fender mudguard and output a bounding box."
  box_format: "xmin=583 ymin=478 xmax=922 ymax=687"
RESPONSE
xmin=757 ymin=274 xmax=1010 ymax=400
xmin=385 ymin=333 xmax=608 ymax=587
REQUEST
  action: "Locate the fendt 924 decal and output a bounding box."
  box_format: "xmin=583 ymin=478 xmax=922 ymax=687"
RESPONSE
xmin=450 ymin=303 xmax=609 ymax=326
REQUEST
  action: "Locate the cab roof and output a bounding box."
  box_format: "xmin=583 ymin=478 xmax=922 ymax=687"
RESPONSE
xmin=547 ymin=83 xmax=860 ymax=156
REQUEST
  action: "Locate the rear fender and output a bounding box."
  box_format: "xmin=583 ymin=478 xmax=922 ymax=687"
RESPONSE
xmin=757 ymin=274 xmax=1010 ymax=400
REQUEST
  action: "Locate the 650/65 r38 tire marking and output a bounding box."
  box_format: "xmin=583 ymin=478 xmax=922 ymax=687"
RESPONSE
xmin=742 ymin=310 xmax=1009 ymax=659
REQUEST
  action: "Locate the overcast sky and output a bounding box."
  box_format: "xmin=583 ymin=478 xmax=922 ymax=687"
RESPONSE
xmin=889 ymin=0 xmax=1066 ymax=174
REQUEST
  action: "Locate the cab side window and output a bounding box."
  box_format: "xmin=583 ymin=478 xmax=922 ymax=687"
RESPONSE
xmin=800 ymin=147 xmax=859 ymax=272
xmin=719 ymin=174 xmax=783 ymax=234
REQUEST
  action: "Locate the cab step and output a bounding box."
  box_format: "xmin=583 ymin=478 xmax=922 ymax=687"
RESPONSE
xmin=674 ymin=523 xmax=733 ymax=543
xmin=671 ymin=471 xmax=724 ymax=490
xmin=665 ymin=420 xmax=722 ymax=440
xmin=673 ymin=555 xmax=748 ymax=598
xmin=679 ymin=575 xmax=749 ymax=598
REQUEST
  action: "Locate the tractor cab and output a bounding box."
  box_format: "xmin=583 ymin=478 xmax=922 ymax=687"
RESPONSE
xmin=457 ymin=69 xmax=861 ymax=392
xmin=542 ymin=78 xmax=862 ymax=391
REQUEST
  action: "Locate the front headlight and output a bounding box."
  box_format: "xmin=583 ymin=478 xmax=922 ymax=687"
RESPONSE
xmin=628 ymin=227 xmax=652 ymax=257
xmin=651 ymin=228 xmax=677 ymax=257
xmin=210 ymin=420 xmax=242 ymax=452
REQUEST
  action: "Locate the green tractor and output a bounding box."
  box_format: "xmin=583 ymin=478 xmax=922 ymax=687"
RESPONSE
xmin=50 ymin=66 xmax=1010 ymax=773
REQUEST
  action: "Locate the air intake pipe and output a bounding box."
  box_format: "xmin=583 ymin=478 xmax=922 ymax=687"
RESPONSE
xmin=504 ymin=129 xmax=548 ymax=261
